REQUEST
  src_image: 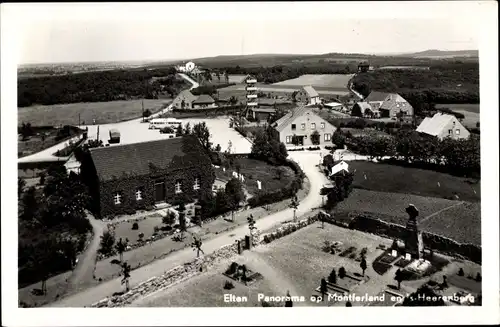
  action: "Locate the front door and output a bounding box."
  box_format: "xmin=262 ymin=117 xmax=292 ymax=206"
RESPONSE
xmin=154 ymin=182 xmax=166 ymax=203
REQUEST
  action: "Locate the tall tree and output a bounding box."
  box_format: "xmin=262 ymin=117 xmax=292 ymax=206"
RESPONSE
xmin=284 ymin=291 xmax=293 ymax=307
xmin=115 ymin=238 xmax=128 ymax=262
xmin=99 ymin=230 xmax=116 ymax=256
xmin=360 ymin=257 xmax=367 ymax=276
xmin=178 ymin=202 xmax=187 ymax=240
xmin=191 ymin=236 xmax=204 ymax=258
xmin=184 ymin=122 xmax=192 ymax=135
xmin=320 ymin=278 xmax=328 ymax=301
xmin=225 ymin=178 xmax=244 ymax=222
xmin=21 ymin=186 xmax=38 ymax=222
xmin=193 ymin=122 xmax=212 ymax=150
xmin=120 ymin=261 xmax=131 ymax=292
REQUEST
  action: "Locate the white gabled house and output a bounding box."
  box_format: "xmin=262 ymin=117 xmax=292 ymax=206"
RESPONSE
xmin=416 ymin=112 xmax=470 ymax=140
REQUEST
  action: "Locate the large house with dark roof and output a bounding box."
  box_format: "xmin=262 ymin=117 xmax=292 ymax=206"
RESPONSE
xmin=192 ymin=94 xmax=217 ymax=109
xmin=88 ymin=136 xmax=215 ymax=218
xmin=364 ymin=91 xmax=413 ymax=119
xmin=296 ymin=86 xmax=321 ymax=106
xmin=271 ymin=105 xmax=336 ymax=147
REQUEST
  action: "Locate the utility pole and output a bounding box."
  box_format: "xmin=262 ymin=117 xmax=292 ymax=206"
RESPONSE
xmin=142 ymin=99 xmax=145 ymax=122
xmin=97 ymin=125 xmax=100 ymax=142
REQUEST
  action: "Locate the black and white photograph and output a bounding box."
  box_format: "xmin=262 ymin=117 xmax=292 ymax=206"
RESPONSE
xmin=1 ymin=1 xmax=498 ymax=326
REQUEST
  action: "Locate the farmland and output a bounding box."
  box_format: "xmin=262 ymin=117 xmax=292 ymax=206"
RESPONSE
xmin=335 ymin=189 xmax=481 ymax=246
xmin=435 ymin=104 xmax=480 ymax=129
xmin=348 ymin=161 xmax=481 ymax=202
xmin=273 ymin=74 xmax=354 ymax=89
xmin=18 ymin=99 xmax=170 ymax=126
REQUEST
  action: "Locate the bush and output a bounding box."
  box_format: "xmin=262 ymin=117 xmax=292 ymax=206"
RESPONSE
xmin=131 ymin=222 xmax=139 ymax=230
xmin=223 ymin=280 xmax=235 ymax=290
xmin=458 ymin=268 xmax=465 ymax=276
xmin=339 ymin=267 xmax=346 ymax=279
xmin=475 ymin=272 xmax=482 ymax=282
xmin=110 ymin=259 xmax=121 ymax=265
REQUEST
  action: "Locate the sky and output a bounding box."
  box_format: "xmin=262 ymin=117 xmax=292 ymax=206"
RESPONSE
xmin=3 ymin=2 xmax=488 ymax=64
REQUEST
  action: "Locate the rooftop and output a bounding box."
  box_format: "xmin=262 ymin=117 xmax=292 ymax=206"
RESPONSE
xmin=303 ymin=85 xmax=319 ymax=98
xmin=89 ymin=135 xmax=211 ymax=181
xmin=365 ymin=91 xmax=392 ymax=102
xmin=193 ymin=94 xmax=216 ymax=104
xmin=416 ymin=112 xmax=456 ymax=136
xmin=272 ymin=105 xmax=309 ymax=132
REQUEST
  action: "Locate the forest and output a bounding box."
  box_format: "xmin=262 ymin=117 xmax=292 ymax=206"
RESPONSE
xmin=351 ymin=61 xmax=480 ymax=110
xmin=18 ymin=67 xmax=186 ymax=107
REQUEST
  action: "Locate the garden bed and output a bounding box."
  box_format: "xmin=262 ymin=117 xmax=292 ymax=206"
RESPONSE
xmin=223 ymin=262 xmax=263 ymax=286
xmin=394 ymin=258 xmax=412 ymax=268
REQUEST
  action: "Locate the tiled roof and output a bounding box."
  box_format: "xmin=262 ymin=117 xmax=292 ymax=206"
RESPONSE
xmin=416 ymin=113 xmax=455 ymax=136
xmin=273 ymin=105 xmax=309 ymax=132
xmin=178 ymin=90 xmax=197 ymax=103
xmin=303 ymin=85 xmax=319 ymax=98
xmin=193 ymin=94 xmax=215 ymax=104
xmin=356 ymin=102 xmax=377 ymax=112
xmin=251 ymin=108 xmax=276 ymax=113
xmin=89 ymin=135 xmax=210 ymax=181
xmin=365 ymin=91 xmax=391 ymax=102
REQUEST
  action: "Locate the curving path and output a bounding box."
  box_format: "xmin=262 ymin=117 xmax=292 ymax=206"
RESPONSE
xmin=47 ymin=151 xmax=329 ymax=307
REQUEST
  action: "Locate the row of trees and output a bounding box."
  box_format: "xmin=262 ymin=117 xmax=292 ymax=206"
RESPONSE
xmin=346 ymin=130 xmax=480 ymax=177
xmin=18 ymin=165 xmax=92 ymax=290
xmin=18 ymin=67 xmax=185 ymax=107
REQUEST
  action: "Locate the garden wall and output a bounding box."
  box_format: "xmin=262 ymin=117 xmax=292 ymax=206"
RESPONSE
xmin=90 ymin=242 xmax=239 ymax=308
xmin=319 ymin=212 xmax=482 ymax=264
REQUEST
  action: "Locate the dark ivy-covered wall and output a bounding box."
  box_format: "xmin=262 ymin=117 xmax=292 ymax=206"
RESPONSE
xmin=96 ymin=160 xmax=215 ymax=219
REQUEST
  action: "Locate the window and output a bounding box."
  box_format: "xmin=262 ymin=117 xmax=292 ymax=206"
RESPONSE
xmin=135 ymin=189 xmax=143 ymax=201
xmin=291 ymin=124 xmax=296 ymax=130
xmin=286 ymin=136 xmax=292 ymax=144
xmin=113 ymin=192 xmax=122 ymax=205
xmin=324 ymin=133 xmax=331 ymax=142
xmin=455 ymin=129 xmax=460 ymax=135
xmin=301 ymin=123 xmax=305 ymax=130
xmin=193 ymin=178 xmax=200 ymax=190
xmin=175 ymin=181 xmax=182 ymax=194
xmin=448 ymin=129 xmax=453 ymax=135
xmin=320 ymin=122 xmax=325 ymax=129
xmin=311 ymin=123 xmax=316 ymax=130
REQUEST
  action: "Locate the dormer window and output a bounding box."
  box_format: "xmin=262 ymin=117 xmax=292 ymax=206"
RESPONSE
xmin=193 ymin=178 xmax=200 ymax=190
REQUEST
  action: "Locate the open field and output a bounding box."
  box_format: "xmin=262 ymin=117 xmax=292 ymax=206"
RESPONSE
xmin=348 ymin=161 xmax=481 ymax=202
xmin=419 ymin=201 xmax=481 ymax=246
xmin=18 ymin=99 xmax=170 ymax=126
xmin=435 ymin=104 xmax=480 ymax=129
xmin=18 ymin=127 xmax=84 ymax=158
xmin=214 ymin=158 xmax=296 ymax=196
xmin=132 ymin=222 xmax=395 ymax=307
xmin=218 ymin=83 xmax=351 ymax=96
xmin=336 ymin=189 xmax=481 ymax=245
xmin=435 ymin=103 xmax=479 ymax=113
xmin=273 ymin=74 xmax=354 ymax=89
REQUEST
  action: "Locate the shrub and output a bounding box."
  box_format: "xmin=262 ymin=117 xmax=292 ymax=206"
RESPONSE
xmin=328 ymin=268 xmax=337 ymax=283
xmin=223 ymin=280 xmax=235 ymax=290
xmin=475 ymin=272 xmax=482 ymax=282
xmin=131 ymin=222 xmax=139 ymax=230
xmin=339 ymin=267 xmax=346 ymax=279
xmin=226 ymin=262 xmax=239 ymax=275
xmin=110 ymin=259 xmax=121 ymax=265
xmin=153 ymin=226 xmax=160 ymax=233
xmin=458 ymin=268 xmax=465 ymax=276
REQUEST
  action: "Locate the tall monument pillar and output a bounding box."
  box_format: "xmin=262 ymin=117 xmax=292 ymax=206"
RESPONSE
xmin=404 ymin=204 xmax=423 ymax=259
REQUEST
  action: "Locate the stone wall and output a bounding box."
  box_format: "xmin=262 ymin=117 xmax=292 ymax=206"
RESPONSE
xmin=90 ymin=242 xmax=239 ymax=307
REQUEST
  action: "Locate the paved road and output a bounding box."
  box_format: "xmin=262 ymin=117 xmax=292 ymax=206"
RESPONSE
xmin=17 ymin=72 xmax=197 ymax=164
xmin=18 ymin=135 xmax=82 ymax=164
xmin=48 ymin=151 xmax=329 ymax=307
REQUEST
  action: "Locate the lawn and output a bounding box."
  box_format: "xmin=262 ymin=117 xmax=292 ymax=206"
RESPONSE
xmin=419 ymin=202 xmax=481 ymax=246
xmin=336 ymin=189 xmax=481 ymax=246
xmin=111 ymin=214 xmax=164 ymax=245
xmin=18 ymin=126 xmax=84 ymax=158
xmin=215 ymin=158 xmax=296 ymax=196
xmin=18 ymin=99 xmax=170 ymax=126
xmin=273 ymin=74 xmax=354 ymax=89
xmin=132 ymin=223 xmax=392 ymax=307
xmin=348 ymin=161 xmax=481 ymax=202
xmin=435 ymin=103 xmax=480 ymax=114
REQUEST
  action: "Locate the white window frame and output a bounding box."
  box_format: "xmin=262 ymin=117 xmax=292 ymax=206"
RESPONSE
xmin=324 ymin=133 xmax=331 ymax=142
xmin=448 ymin=129 xmax=453 ymax=135
xmin=193 ymin=178 xmax=200 ymax=190
xmin=113 ymin=192 xmax=122 ymax=205
xmin=175 ymin=181 xmax=182 ymax=194
xmin=311 ymin=123 xmax=316 ymax=130
xmin=291 ymin=124 xmax=296 ymax=130
xmin=135 ymin=189 xmax=143 ymax=201
xmin=455 ymin=129 xmax=460 ymax=135
xmin=286 ymin=136 xmax=292 ymax=144
xmin=301 ymin=123 xmax=305 ymax=130
xmin=320 ymin=122 xmax=325 ymax=129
